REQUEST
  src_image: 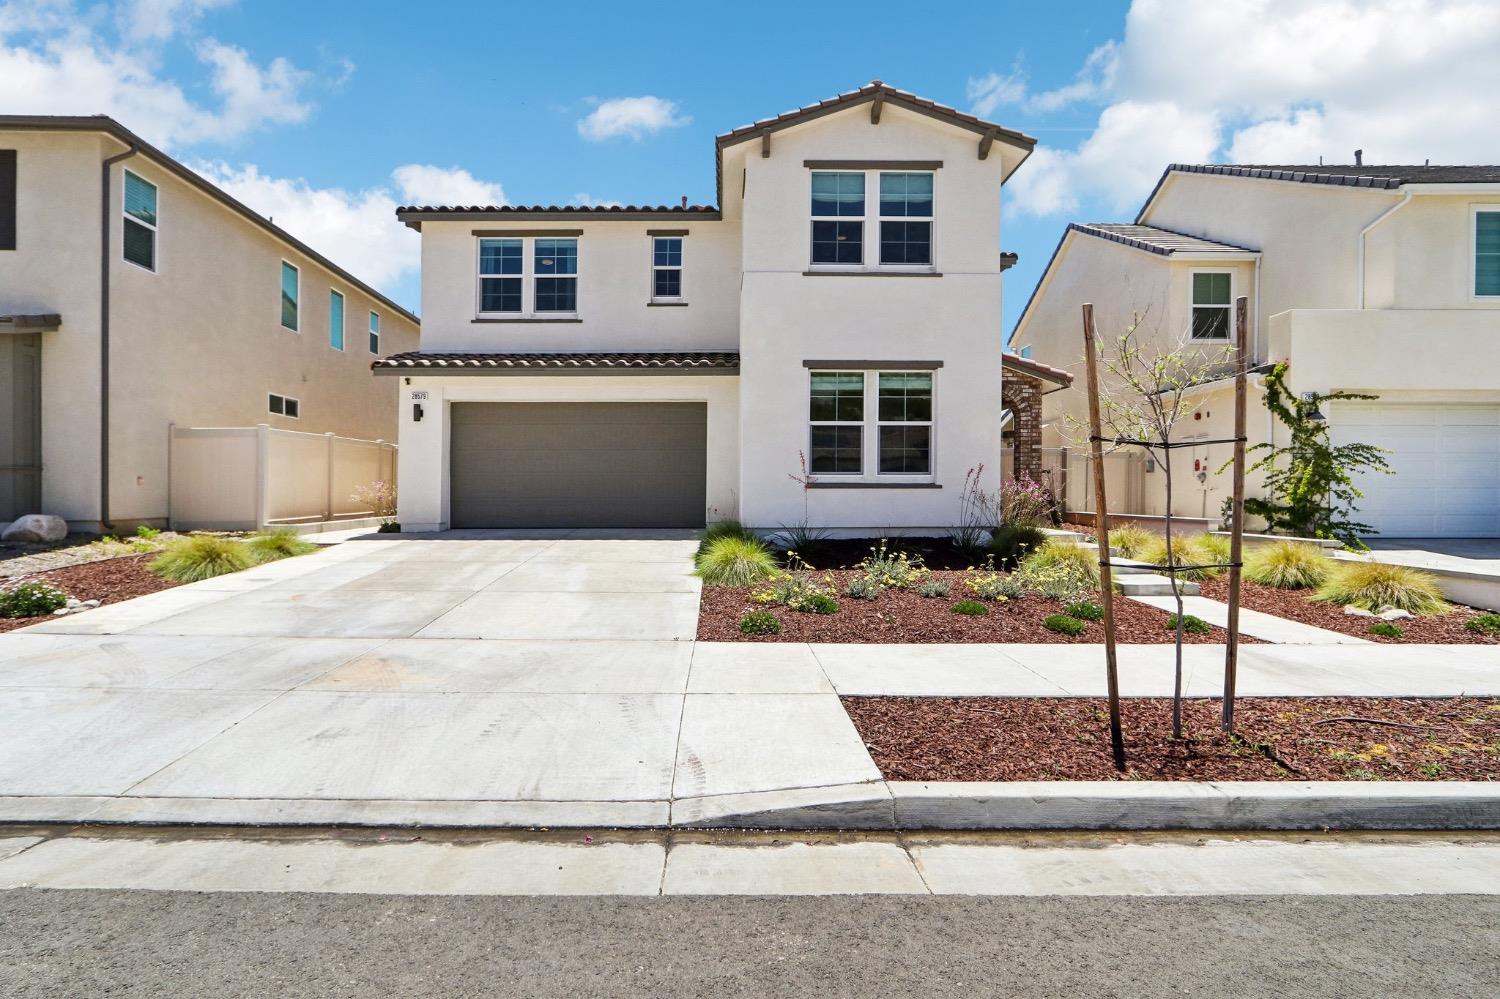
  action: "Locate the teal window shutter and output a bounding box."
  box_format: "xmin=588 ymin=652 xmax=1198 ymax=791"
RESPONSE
xmin=1476 ymin=211 xmax=1500 ymax=296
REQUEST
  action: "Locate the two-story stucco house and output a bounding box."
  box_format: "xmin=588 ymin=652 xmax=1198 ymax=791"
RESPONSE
xmin=382 ymin=83 xmax=1035 ymax=533
xmin=0 ymin=115 xmax=420 ymax=534
xmin=1013 ymin=163 xmax=1500 ymax=539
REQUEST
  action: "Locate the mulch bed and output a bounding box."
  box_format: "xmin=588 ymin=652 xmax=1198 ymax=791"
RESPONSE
xmin=842 ymin=695 xmax=1500 ymax=782
xmin=0 ymin=554 xmax=179 ymax=633
xmin=1197 ymin=576 xmax=1499 ymax=644
xmin=697 ymin=569 xmax=1254 ymax=644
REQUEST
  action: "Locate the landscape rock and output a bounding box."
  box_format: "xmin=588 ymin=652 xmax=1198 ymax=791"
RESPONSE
xmin=1343 ymin=606 xmax=1376 ymax=618
xmin=1379 ymin=608 xmax=1414 ymax=621
xmin=1 ymin=514 xmax=68 ymax=544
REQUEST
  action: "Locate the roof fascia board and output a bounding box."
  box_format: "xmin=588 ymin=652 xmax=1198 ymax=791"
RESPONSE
xmin=1398 ymin=183 xmax=1500 ymax=194
xmin=399 ymin=209 xmax=722 ymax=230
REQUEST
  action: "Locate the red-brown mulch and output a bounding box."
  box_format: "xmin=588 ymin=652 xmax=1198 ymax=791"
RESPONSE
xmin=697 ymin=570 xmax=1256 ymax=644
xmin=842 ymin=695 xmax=1500 ymax=782
xmin=1197 ymin=576 xmax=1499 ymax=645
xmin=0 ymin=554 xmax=179 ymax=633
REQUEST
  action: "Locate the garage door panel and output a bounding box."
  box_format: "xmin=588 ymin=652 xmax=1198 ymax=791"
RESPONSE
xmin=450 ymin=402 xmax=707 ymax=529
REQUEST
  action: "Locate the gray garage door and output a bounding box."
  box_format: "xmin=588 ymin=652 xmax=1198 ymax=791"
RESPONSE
xmin=450 ymin=402 xmax=707 ymax=528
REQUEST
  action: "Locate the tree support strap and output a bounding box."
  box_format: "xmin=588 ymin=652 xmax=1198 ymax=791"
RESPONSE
xmin=1089 ymin=435 xmax=1247 ymax=449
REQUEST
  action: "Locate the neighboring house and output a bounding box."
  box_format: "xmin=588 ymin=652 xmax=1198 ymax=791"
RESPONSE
xmin=1012 ymin=163 xmax=1500 ymax=539
xmin=383 ymin=82 xmax=1035 ymax=532
xmin=0 ymin=116 xmax=420 ymax=533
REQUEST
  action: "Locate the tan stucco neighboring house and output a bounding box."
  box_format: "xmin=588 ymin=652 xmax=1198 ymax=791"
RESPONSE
xmin=0 ymin=116 xmax=420 ymax=532
xmin=1012 ymin=162 xmax=1500 ymax=539
xmin=384 ymin=82 xmax=1036 ymax=534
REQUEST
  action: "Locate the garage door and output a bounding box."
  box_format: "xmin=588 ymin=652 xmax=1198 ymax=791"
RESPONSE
xmin=1332 ymin=403 xmax=1500 ymax=538
xmin=449 ymin=402 xmax=707 ymax=528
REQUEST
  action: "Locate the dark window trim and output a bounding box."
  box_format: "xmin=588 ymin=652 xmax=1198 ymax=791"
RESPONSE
xmin=645 ymin=228 xmax=690 ymax=236
xmin=802 ymin=360 xmax=943 ymax=370
xmin=647 ymin=301 xmax=689 ymax=307
xmin=804 ymin=159 xmax=943 ymax=170
xmin=471 ymin=317 xmax=584 ymax=324
xmin=0 ymin=149 xmax=16 ymax=251
xmin=472 ymin=228 xmax=584 ymax=237
xmin=805 ymin=482 xmax=942 ymax=489
xmin=802 ymin=270 xmax=941 ymax=277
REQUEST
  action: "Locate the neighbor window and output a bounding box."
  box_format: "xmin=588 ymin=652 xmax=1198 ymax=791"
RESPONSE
xmin=280 ymin=261 xmax=300 ymax=331
xmin=123 ymin=169 xmax=158 ymax=272
xmin=368 ymin=311 xmax=380 ymax=354
xmin=1191 ymin=272 xmax=1232 ymax=339
xmin=1475 ymin=208 xmax=1500 ymax=297
xmin=268 ymin=393 xmax=300 ymax=419
xmin=878 ymin=173 xmax=933 ymax=265
xmin=477 ymin=236 xmax=579 ymax=316
xmin=808 ymin=369 xmax=936 ymax=478
xmin=0 ymin=150 xmax=16 ymax=251
xmin=810 ymin=171 xmax=865 ymax=264
xmin=652 ymin=236 xmax=683 ymax=300
xmin=329 ymin=289 xmax=345 ymax=351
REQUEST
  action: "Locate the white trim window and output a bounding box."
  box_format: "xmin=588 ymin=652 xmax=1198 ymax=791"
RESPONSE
xmin=268 ymin=393 xmax=300 ymax=419
xmin=368 ymin=310 xmax=380 ymax=354
xmin=534 ymin=237 xmax=578 ymax=312
xmin=1190 ymin=271 xmax=1232 ymax=340
xmin=122 ymin=169 xmax=158 ymax=272
xmin=808 ymin=369 xmax=935 ymax=478
xmin=1474 ymin=205 xmax=1500 ymax=298
xmin=878 ymin=172 xmax=933 ymax=266
xmin=477 ymin=236 xmax=579 ymax=317
xmin=810 ymin=169 xmax=936 ymax=270
xmin=810 ymin=171 xmax=865 ymax=265
xmin=478 ymin=237 xmax=523 ymax=313
xmin=280 ymin=261 xmax=300 ymax=331
xmin=651 ymin=236 xmax=684 ymax=301
xmin=329 ymin=289 xmax=345 ymax=351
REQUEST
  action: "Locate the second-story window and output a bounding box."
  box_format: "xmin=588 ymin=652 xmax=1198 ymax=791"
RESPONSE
xmin=280 ymin=261 xmax=300 ymax=331
xmin=478 ymin=236 xmax=579 ymax=317
xmin=369 ymin=311 xmax=380 ymax=354
xmin=329 ymin=289 xmax=345 ymax=350
xmin=810 ymin=171 xmax=865 ymax=264
xmin=1190 ymin=272 xmax=1232 ymax=340
xmin=123 ymin=169 xmax=158 ymax=272
xmin=1475 ymin=207 xmax=1500 ymax=297
xmin=480 ymin=238 xmax=523 ymax=313
xmin=652 ymin=236 xmax=683 ymax=300
xmin=879 ymin=173 xmax=933 ymax=265
xmin=535 ymin=238 xmax=578 ymax=312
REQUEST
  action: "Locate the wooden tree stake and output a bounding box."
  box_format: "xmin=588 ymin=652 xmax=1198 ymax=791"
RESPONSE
xmin=1081 ymin=303 xmax=1126 ymax=770
xmin=1223 ymin=296 xmax=1250 ymax=732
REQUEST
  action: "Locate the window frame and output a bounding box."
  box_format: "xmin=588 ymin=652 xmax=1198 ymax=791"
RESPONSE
xmin=368 ymin=310 xmax=380 ymax=354
xmin=650 ymin=235 xmax=684 ymax=303
xmin=329 ymin=288 xmax=345 ymax=351
xmin=1189 ymin=269 xmax=1235 ymax=341
xmin=808 ymin=169 xmax=936 ymax=273
xmin=1472 ymin=204 xmax=1500 ymax=300
xmin=877 ymin=171 xmax=934 ymax=268
xmin=808 ymin=170 xmax=867 ymax=268
xmin=268 ymin=392 xmax=301 ymax=419
xmin=806 ymin=368 xmax=937 ymax=482
xmin=475 ymin=235 xmax=580 ymax=319
xmin=122 ymin=168 xmax=159 ymax=274
xmin=280 ymin=260 xmax=301 ymax=332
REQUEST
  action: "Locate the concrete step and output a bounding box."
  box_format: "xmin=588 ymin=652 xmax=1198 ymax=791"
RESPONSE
xmin=1113 ymin=573 xmax=1201 ymax=597
xmin=1074 ymin=543 xmax=1155 ymax=575
xmin=1040 ymin=527 xmax=1089 ymax=544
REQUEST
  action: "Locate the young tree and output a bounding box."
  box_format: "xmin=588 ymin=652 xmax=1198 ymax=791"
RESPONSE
xmin=1241 ymin=363 xmax=1390 ymax=550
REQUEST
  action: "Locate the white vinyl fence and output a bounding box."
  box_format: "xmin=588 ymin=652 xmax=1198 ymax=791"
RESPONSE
xmin=169 ymin=424 xmax=396 ymax=531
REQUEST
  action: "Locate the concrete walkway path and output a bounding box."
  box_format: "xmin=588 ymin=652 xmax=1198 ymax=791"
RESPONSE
xmin=1128 ymin=593 xmax=1367 ymax=644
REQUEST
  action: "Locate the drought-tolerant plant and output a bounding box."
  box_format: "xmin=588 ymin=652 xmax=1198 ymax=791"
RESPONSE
xmin=987 ymin=522 xmax=1048 ymax=568
xmin=0 ymin=580 xmax=69 ymax=618
xmin=377 ymin=521 xmax=402 ymax=533
xmin=1368 ymin=621 xmax=1405 ymax=640
xmin=1244 ymin=540 xmax=1335 ymax=589
xmin=1165 ymin=613 xmax=1212 ymax=635
xmin=1000 ymin=473 xmax=1057 ymax=527
xmin=950 ymin=599 xmax=990 ymax=616
xmin=964 ymin=561 xmax=1016 ymax=601
xmin=1014 ymin=542 xmax=1100 ymax=603
xmin=1136 ymin=534 xmax=1225 ymax=582
xmin=694 ymin=535 xmax=779 ymax=587
xmin=1313 ymin=562 xmax=1449 ymax=615
xmin=1107 ymin=523 xmax=1156 ymax=560
xmin=949 ymin=465 xmax=999 ymax=559
xmin=1195 ymin=531 xmax=1232 ymax=566
xmin=916 ymin=578 xmax=951 ymax=598
xmin=135 ymin=525 xmax=161 ymax=540
xmin=1066 ymin=601 xmax=1105 ymax=622
xmin=855 ymin=540 xmax=929 ymax=591
xmin=695 ymin=519 xmax=754 ymax=561
xmin=351 ymin=480 xmax=398 ymax=523
xmin=246 ymin=528 xmax=318 ymax=563
xmin=149 ymin=534 xmax=255 ymax=583
xmin=738 ymin=610 xmax=781 ymax=635
xmin=1043 ymin=613 xmax=1088 ymax=636
xmin=1465 ymin=613 xmax=1500 ymax=635
xmin=800 ymin=593 xmax=839 ymax=615
xmin=844 ymin=575 xmax=883 ymax=600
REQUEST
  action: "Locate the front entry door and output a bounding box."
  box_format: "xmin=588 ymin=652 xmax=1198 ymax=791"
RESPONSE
xmin=0 ymin=333 xmax=42 ymax=521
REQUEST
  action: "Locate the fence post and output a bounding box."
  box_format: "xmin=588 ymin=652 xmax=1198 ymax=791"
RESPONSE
xmin=324 ymin=432 xmax=336 ymax=522
xmin=254 ymin=424 xmax=270 ymax=530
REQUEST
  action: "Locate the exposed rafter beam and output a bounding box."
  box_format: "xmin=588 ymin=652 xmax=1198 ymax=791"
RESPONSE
xmin=761 ymin=131 xmax=770 ymax=158
xmin=978 ymin=129 xmax=996 ymax=160
xmin=870 ymin=93 xmax=884 ymax=124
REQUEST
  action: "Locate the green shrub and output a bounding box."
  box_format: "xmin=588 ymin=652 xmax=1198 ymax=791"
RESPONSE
xmin=916 ymin=578 xmax=951 ymax=598
xmin=1368 ymin=621 xmax=1405 ymax=639
xmin=800 ymin=593 xmax=839 ymax=615
xmin=844 ymin=575 xmax=883 ymax=600
xmin=694 ymin=535 xmax=780 ymax=586
xmin=149 ymin=534 xmax=255 ymax=583
xmin=246 ymin=528 xmax=318 ymax=563
xmin=0 ymin=580 xmax=69 ymax=618
xmin=1313 ymin=562 xmax=1449 ymax=615
xmin=1165 ymin=613 xmax=1212 ymax=635
xmin=738 ymin=610 xmax=781 ymax=635
xmin=965 ymin=561 xmax=1019 ymax=601
xmin=1107 ymin=523 xmax=1156 ymax=559
xmin=695 ymin=519 xmax=754 ymax=563
xmin=377 ymin=521 xmax=402 ymax=534
xmin=135 ymin=525 xmax=161 ymax=540
xmin=1014 ymin=542 xmax=1099 ymax=602
xmin=950 ymin=599 xmax=990 ymax=616
xmin=1043 ymin=613 xmax=1088 ymax=636
xmin=856 ymin=540 xmax=929 ymax=590
xmin=987 ymin=523 xmax=1048 ymax=567
xmin=1136 ymin=534 xmax=1226 ymax=582
xmin=1065 ymin=601 xmax=1104 ymax=622
xmin=1465 ymin=613 xmax=1500 ymax=635
xmin=1245 ymin=540 xmax=1335 ymax=589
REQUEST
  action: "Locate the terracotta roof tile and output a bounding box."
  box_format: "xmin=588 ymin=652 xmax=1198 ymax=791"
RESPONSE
xmin=372 ymin=351 xmax=740 ymax=373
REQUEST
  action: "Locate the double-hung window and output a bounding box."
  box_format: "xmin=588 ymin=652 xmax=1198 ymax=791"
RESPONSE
xmin=123 ymin=169 xmax=158 ymax=272
xmin=534 ymin=238 xmax=578 ymax=312
xmin=477 ymin=236 xmax=579 ymax=316
xmin=280 ymin=261 xmax=300 ymax=331
xmin=368 ymin=311 xmax=380 ymax=354
xmin=811 ymin=169 xmax=935 ymax=270
xmin=652 ymin=236 xmax=683 ymax=300
xmin=878 ymin=173 xmax=933 ymax=265
xmin=1475 ymin=207 xmax=1500 ymax=298
xmin=808 ymin=369 xmax=935 ymax=478
xmin=810 ymin=172 xmax=865 ymax=264
xmin=479 ymin=238 xmax=523 ymax=313
xmin=329 ymin=289 xmax=345 ymax=351
xmin=1190 ymin=271 xmax=1232 ymax=340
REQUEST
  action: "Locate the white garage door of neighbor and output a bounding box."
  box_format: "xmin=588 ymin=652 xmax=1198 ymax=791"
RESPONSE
xmin=1332 ymin=403 xmax=1500 ymax=538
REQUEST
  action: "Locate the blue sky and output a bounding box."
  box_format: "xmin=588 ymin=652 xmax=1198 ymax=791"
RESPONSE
xmin=4 ymin=0 xmax=1496 ymax=334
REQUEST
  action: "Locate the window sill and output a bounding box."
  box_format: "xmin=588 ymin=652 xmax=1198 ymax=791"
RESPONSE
xmin=802 ymin=268 xmax=941 ymax=278
xmin=472 ymin=316 xmax=583 ymax=324
xmin=647 ymin=301 xmax=689 ymax=307
xmin=805 ymin=481 xmax=941 ymax=489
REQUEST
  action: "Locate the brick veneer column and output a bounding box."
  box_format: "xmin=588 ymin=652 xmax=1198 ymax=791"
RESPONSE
xmin=1002 ymin=373 xmax=1043 ymax=484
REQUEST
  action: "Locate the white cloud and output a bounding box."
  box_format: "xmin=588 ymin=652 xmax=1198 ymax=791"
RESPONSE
xmin=577 ymin=96 xmax=690 ymax=141
xmin=119 ymin=0 xmax=231 ymax=42
xmin=569 ymin=192 xmax=623 ymax=208
xmin=989 ymin=0 xmax=1500 ymax=217
xmin=966 ymin=69 xmax=1025 ymax=119
xmin=392 ymin=164 xmax=506 ymax=207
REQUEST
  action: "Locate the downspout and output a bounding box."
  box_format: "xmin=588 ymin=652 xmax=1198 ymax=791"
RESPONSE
xmin=1252 ymin=254 xmax=1262 ymax=365
xmin=100 ymin=141 xmax=139 ymax=530
xmin=1358 ymin=190 xmax=1412 ymax=309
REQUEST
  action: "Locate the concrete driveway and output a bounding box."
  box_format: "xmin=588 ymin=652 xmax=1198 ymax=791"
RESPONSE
xmin=0 ymin=532 xmax=881 ymax=828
